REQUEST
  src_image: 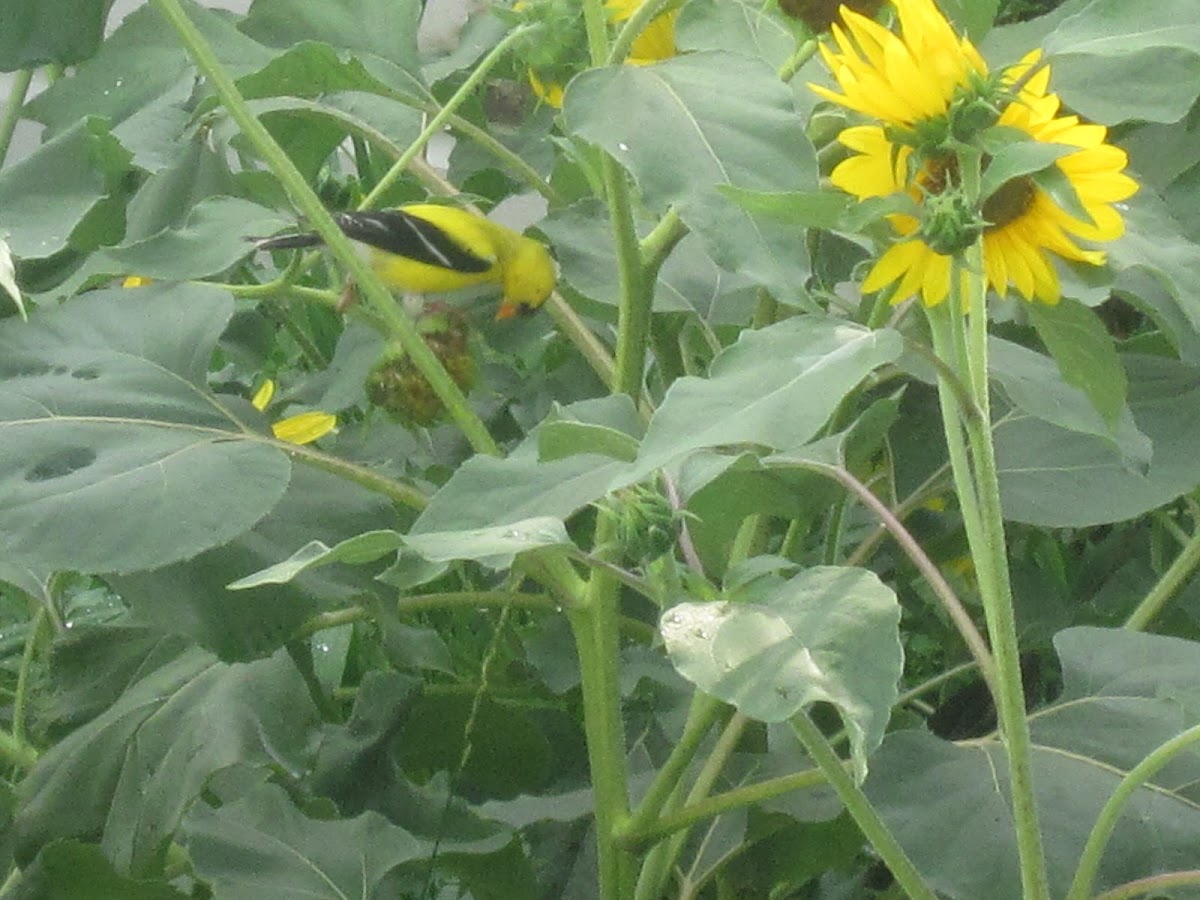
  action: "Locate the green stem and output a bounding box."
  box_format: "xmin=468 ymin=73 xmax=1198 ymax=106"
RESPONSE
xmin=607 ymin=158 xmax=652 ymax=399
xmin=568 ymin=572 xmax=634 ymax=897
xmin=935 ymin=246 xmax=1051 ymax=900
xmin=12 ymin=606 xmax=46 ymax=747
xmin=359 ymin=24 xmax=541 ymax=211
xmin=635 ymin=712 xmax=749 ymax=900
xmin=0 ymin=68 xmax=32 ymax=167
xmin=1123 ymin=524 xmax=1200 ymax=631
xmin=812 ymin=462 xmax=997 ymax=700
xmin=152 ymin=0 xmax=499 ymax=457
xmin=1066 ymin=724 xmax=1200 ymax=900
xmin=777 ymin=38 xmax=818 ymax=83
xmin=620 ymin=694 xmax=726 ymax=843
xmin=1094 ymin=870 xmax=1200 ymax=900
xmin=0 ymin=726 xmax=37 ymax=771
xmin=624 ymin=766 xmax=828 ymax=850
xmin=790 ymin=711 xmax=937 ymax=900
xmin=638 ymin=207 xmax=688 ymax=273
xmin=281 ymin=442 xmax=428 ymax=510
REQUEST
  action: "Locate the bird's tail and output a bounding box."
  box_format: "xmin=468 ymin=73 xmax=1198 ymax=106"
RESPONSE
xmin=248 ymin=232 xmax=325 ymax=251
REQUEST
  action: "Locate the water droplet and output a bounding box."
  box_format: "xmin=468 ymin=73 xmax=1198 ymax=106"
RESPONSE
xmin=554 ymin=605 xmax=563 ymax=613
xmin=114 ymin=78 xmax=123 ymax=87
xmin=617 ymin=142 xmax=629 ymax=151
xmin=693 ymin=627 xmax=710 ymax=640
xmin=64 ymin=621 xmax=74 ymax=629
xmin=315 ymin=642 xmax=330 ymax=653
xmin=667 ymin=612 xmax=682 ymax=625
xmin=504 ymin=529 xmax=523 ymax=540
xmin=1116 ymin=202 xmax=1129 ymax=211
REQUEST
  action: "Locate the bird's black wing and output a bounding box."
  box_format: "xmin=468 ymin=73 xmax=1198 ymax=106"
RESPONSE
xmin=334 ymin=210 xmax=493 ymax=274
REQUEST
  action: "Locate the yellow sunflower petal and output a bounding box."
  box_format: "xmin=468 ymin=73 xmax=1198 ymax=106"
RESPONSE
xmin=252 ymin=379 xmax=276 ymax=411
xmin=271 ymin=411 xmax=337 ymax=445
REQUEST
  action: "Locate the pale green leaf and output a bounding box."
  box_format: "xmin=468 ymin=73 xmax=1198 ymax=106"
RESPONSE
xmin=662 ymin=566 xmax=902 ymax=780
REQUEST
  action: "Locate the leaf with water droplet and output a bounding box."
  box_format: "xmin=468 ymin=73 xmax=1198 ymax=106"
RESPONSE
xmin=660 ymin=565 xmax=902 ymax=781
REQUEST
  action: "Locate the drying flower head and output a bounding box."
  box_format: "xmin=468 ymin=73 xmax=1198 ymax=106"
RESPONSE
xmin=811 ymin=0 xmax=1137 ymax=306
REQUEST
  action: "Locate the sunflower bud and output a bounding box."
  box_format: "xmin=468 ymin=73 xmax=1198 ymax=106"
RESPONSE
xmin=364 ymin=306 xmax=474 ymax=427
xmin=610 ymin=484 xmax=680 ymax=566
xmin=918 ymin=188 xmax=985 ymax=257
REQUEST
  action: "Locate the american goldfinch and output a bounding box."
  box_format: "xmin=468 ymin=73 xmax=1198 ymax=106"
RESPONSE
xmin=253 ymin=204 xmax=556 ymax=319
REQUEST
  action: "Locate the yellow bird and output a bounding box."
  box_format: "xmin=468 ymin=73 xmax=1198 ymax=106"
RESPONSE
xmin=253 ymin=204 xmax=556 ymax=319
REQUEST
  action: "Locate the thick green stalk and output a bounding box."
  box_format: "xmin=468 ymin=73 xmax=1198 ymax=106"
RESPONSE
xmin=936 ymin=245 xmax=1051 ymax=900
xmin=569 ymin=518 xmax=635 ymax=899
xmin=790 ymin=712 xmax=938 ymax=900
xmin=151 ymin=0 xmax=499 ymax=457
xmin=1067 ymin=724 xmax=1200 ymax=900
xmin=778 ymin=38 xmax=818 ymax=83
xmin=1123 ymin=524 xmax=1200 ymax=631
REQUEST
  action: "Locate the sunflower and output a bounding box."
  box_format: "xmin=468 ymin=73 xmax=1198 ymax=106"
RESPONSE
xmin=813 ymin=0 xmax=1137 ymax=306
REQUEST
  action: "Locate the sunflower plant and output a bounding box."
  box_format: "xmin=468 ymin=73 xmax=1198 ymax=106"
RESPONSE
xmin=2 ymin=1 xmax=1200 ymax=899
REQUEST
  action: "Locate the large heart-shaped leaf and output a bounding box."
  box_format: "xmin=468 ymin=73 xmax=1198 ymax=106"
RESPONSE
xmin=0 ymin=285 xmax=293 ymax=573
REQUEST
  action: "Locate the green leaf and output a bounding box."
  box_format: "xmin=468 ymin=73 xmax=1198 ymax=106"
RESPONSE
xmin=227 ymin=531 xmax=404 ymax=590
xmin=718 ymin=187 xmax=853 ymax=230
xmin=183 ymin=782 xmax=505 ymax=899
xmin=988 ymin=336 xmax=1149 ymax=466
xmin=624 ymin=318 xmax=903 ymax=483
xmin=112 ymin=465 xmax=397 ymax=662
xmin=538 ymin=421 xmax=640 ymax=463
xmin=1109 ymin=192 xmax=1200 ymax=351
xmin=0 ymin=285 xmax=293 ymax=574
xmin=0 ymin=118 xmax=126 ymax=260
xmin=25 ymin=2 xmax=274 ymax=138
xmin=562 ymin=51 xmax=818 ymax=302
xmin=867 ymin=628 xmax=1200 ymax=898
xmin=995 ymin=354 xmax=1200 ymax=526
xmin=1042 ymin=0 xmax=1200 ymax=124
xmin=414 ymin=396 xmax=638 ymax=534
xmin=661 ymin=565 xmax=902 ymax=781
xmin=978 ymin=139 xmax=1078 ymax=204
xmin=0 ymin=0 xmax=115 ymax=69
xmin=98 ymin=197 xmax=291 ymax=281
xmin=675 ymin=0 xmax=795 ymax=69
xmin=8 ymin=840 xmax=189 ymax=900
xmin=1027 ymin=298 xmax=1128 ymax=427
xmin=241 ymin=0 xmax=424 ymax=84
xmin=15 ymin=642 xmax=320 ymax=876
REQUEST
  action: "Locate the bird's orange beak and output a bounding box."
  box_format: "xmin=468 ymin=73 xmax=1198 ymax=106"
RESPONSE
xmin=495 ymin=299 xmax=519 ymax=320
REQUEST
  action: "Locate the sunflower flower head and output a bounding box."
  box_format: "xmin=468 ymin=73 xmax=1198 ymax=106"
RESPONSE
xmin=811 ymin=0 xmax=1137 ymax=307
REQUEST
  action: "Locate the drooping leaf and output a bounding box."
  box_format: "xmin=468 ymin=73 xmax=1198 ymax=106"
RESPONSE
xmin=995 ymin=354 xmax=1200 ymax=526
xmin=988 ymin=336 xmax=1148 ymax=465
xmin=661 ymin=565 xmax=903 ymax=780
xmin=1026 ymin=298 xmax=1129 ymax=428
